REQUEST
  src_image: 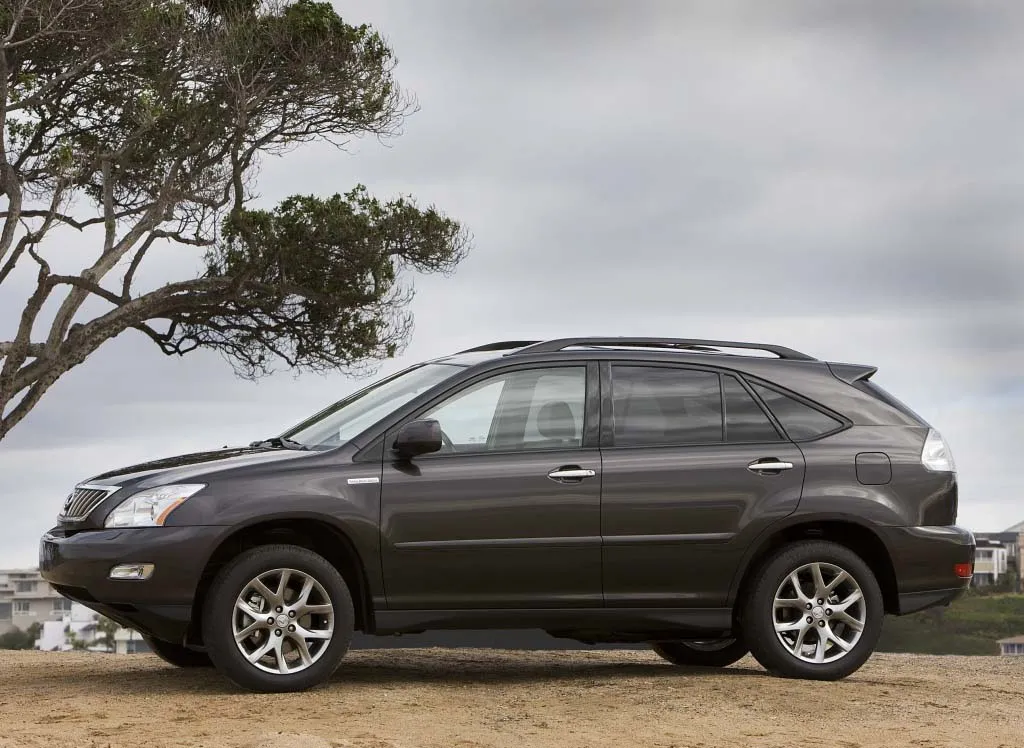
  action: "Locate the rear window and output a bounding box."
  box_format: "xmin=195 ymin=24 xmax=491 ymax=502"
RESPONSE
xmin=750 ymin=383 xmax=844 ymax=440
xmin=723 ymin=376 xmax=782 ymax=442
xmin=611 ymin=366 xmax=723 ymax=446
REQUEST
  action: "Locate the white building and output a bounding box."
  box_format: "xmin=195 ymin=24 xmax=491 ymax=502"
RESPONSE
xmin=35 ymin=601 xmax=104 ymax=651
xmin=998 ymin=636 xmax=1024 ymax=656
xmin=972 ymin=540 xmax=1009 ymax=586
xmin=0 ymin=568 xmax=72 ymax=635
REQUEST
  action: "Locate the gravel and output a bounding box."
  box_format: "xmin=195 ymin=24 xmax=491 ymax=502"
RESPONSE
xmin=0 ymin=648 xmax=1021 ymax=747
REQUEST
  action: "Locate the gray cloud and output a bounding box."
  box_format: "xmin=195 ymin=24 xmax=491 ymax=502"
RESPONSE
xmin=1 ymin=0 xmax=1022 ymax=564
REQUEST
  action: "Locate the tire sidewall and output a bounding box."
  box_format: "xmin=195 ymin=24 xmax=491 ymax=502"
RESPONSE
xmin=653 ymin=638 xmax=749 ymax=668
xmin=202 ymin=544 xmax=354 ymax=692
xmin=743 ymin=541 xmax=883 ymax=680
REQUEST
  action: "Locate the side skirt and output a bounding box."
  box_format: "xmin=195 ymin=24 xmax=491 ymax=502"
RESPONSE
xmin=372 ymin=607 xmax=733 ymax=638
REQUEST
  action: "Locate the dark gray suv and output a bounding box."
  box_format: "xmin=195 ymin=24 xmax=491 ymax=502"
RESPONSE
xmin=39 ymin=337 xmax=974 ymax=691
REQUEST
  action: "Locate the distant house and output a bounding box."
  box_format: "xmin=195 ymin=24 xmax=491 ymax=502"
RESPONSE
xmin=0 ymin=568 xmax=73 ymax=635
xmin=972 ymin=539 xmax=1009 ymax=586
xmin=998 ymin=636 xmax=1024 ymax=656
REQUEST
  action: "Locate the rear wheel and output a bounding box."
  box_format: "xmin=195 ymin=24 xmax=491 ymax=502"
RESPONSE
xmin=652 ymin=638 xmax=748 ymax=667
xmin=742 ymin=540 xmax=883 ymax=680
xmin=201 ymin=544 xmax=354 ymax=692
xmin=142 ymin=635 xmax=212 ymax=668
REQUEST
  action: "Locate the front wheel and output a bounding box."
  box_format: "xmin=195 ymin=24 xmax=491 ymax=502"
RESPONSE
xmin=742 ymin=540 xmax=883 ymax=681
xmin=652 ymin=638 xmax=748 ymax=668
xmin=202 ymin=544 xmax=355 ymax=692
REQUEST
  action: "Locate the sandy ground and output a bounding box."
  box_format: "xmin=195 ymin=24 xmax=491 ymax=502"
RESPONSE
xmin=0 ymin=649 xmax=1021 ymax=748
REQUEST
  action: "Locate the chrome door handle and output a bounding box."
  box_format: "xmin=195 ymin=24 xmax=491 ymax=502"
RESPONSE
xmin=747 ymin=460 xmax=794 ymax=473
xmin=547 ymin=468 xmax=597 ymax=481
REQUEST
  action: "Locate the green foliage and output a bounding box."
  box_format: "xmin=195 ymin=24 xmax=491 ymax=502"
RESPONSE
xmin=877 ymin=593 xmax=1024 ymax=655
xmin=95 ymin=616 xmax=119 ymax=652
xmin=0 ymin=622 xmax=41 ymax=650
xmin=0 ymin=1 xmax=469 ymax=440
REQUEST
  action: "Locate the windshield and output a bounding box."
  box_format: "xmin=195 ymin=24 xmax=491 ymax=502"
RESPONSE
xmin=282 ymin=363 xmax=464 ymax=449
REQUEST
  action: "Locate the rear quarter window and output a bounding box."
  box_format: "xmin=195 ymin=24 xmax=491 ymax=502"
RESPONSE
xmin=750 ymin=382 xmax=844 ymax=440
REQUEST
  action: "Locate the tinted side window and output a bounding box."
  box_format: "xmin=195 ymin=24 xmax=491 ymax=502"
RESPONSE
xmin=723 ymin=376 xmax=781 ymax=442
xmin=750 ymin=383 xmax=843 ymax=440
xmin=611 ymin=366 xmax=722 ymax=446
xmin=424 ymin=367 xmax=586 ymax=452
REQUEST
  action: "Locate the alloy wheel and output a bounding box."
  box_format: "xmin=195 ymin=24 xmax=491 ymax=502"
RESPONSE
xmin=232 ymin=567 xmax=335 ymax=675
xmin=772 ymin=561 xmax=865 ymax=664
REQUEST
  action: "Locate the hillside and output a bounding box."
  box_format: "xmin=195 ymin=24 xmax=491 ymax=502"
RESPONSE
xmin=878 ymin=592 xmax=1024 ymax=655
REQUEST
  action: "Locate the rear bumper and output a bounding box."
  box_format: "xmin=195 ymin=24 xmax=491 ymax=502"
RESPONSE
xmin=39 ymin=526 xmax=225 ymax=643
xmin=876 ymin=525 xmax=975 ymax=615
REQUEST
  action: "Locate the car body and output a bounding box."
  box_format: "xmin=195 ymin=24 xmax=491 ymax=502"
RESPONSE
xmin=39 ymin=337 xmax=974 ymax=690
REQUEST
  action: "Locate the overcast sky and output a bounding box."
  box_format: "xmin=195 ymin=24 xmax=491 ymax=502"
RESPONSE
xmin=1 ymin=0 xmax=1022 ymax=566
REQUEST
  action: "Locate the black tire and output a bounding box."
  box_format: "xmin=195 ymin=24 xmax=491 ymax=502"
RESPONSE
xmin=142 ymin=635 xmax=213 ymax=668
xmin=652 ymin=638 xmax=749 ymax=668
xmin=742 ymin=540 xmax=883 ymax=681
xmin=201 ymin=544 xmax=354 ymax=693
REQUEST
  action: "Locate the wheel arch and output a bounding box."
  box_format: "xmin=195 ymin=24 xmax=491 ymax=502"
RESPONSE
xmin=729 ymin=515 xmax=900 ymax=619
xmin=186 ymin=515 xmax=375 ymax=647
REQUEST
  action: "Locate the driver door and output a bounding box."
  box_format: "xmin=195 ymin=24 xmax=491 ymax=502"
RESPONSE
xmin=379 ymin=364 xmax=602 ymax=609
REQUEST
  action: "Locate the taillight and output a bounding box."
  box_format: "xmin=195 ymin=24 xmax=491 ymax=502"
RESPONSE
xmin=921 ymin=429 xmax=956 ymax=473
xmin=954 ymin=562 xmax=973 ymax=579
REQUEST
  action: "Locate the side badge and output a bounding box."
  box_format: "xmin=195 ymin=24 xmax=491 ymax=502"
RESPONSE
xmin=346 ymin=477 xmax=380 ymax=485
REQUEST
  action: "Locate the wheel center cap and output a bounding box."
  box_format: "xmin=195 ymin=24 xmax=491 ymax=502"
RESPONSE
xmin=276 ymin=614 xmax=289 ymax=627
xmin=811 ymin=606 xmax=825 ymax=620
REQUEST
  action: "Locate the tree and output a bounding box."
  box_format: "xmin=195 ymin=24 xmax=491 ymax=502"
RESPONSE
xmin=95 ymin=615 xmax=118 ymax=652
xmin=0 ymin=621 xmax=41 ymax=649
xmin=0 ymin=0 xmax=469 ymax=440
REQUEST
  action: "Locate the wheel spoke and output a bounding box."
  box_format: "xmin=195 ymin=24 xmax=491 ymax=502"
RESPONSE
xmin=813 ymin=628 xmax=827 ymax=662
xmin=251 ymin=578 xmax=278 ymax=606
xmin=825 ymin=570 xmax=849 ymax=594
xmin=294 ymin=624 xmax=332 ymax=640
xmin=832 ymin=589 xmax=863 ymax=612
xmin=774 ymin=618 xmax=806 ymax=633
xmin=290 ymin=634 xmax=313 ymax=667
xmin=234 ymin=620 xmax=265 ymax=642
xmin=276 ymin=570 xmax=292 ymax=601
xmin=826 ymin=625 xmax=853 ymax=652
xmin=773 ymin=596 xmax=803 ymax=609
xmin=272 ymin=635 xmax=288 ymax=673
xmin=246 ymin=637 xmax=275 ymax=664
xmin=788 ymin=572 xmax=810 ymax=603
xmin=295 ymin=576 xmax=315 ymax=608
xmin=790 ymin=623 xmax=811 ymax=654
xmin=831 ymin=610 xmax=864 ymax=631
xmin=810 ymin=563 xmax=827 ymax=599
xmin=235 ymin=600 xmax=264 ymax=621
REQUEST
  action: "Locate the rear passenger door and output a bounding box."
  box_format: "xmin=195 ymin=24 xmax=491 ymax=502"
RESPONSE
xmin=599 ymin=363 xmax=806 ymax=609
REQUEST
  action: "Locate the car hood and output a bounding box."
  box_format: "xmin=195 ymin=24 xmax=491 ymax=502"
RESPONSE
xmin=85 ymin=446 xmax=314 ymax=488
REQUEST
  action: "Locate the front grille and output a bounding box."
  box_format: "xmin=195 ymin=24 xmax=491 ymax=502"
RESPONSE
xmin=59 ymin=485 xmax=118 ymax=521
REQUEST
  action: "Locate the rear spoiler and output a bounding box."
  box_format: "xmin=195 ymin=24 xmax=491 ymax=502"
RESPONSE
xmin=827 ymin=362 xmax=878 ymax=384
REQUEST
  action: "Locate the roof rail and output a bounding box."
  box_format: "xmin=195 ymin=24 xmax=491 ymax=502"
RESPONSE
xmin=511 ymin=337 xmax=816 ymax=361
xmin=456 ymin=340 xmax=541 ymax=354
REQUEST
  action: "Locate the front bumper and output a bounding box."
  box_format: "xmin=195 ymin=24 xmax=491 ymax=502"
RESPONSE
xmin=876 ymin=525 xmax=975 ymax=615
xmin=39 ymin=525 xmax=225 ymax=643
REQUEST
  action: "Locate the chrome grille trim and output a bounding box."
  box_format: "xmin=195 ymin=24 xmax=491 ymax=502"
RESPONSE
xmin=59 ymin=483 xmax=120 ymax=521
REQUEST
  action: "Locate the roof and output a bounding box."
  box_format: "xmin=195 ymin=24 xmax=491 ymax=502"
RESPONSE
xmin=1004 ymin=520 xmax=1024 ymax=533
xmin=998 ymin=635 xmax=1024 ymax=645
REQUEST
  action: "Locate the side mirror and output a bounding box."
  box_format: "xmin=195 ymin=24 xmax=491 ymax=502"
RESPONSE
xmin=392 ymin=419 xmax=443 ymax=459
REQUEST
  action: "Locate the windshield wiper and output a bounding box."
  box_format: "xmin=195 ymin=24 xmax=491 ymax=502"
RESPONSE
xmin=249 ymin=436 xmax=310 ymax=451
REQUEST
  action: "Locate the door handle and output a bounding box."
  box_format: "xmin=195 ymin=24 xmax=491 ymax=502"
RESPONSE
xmin=747 ymin=459 xmax=794 ymax=474
xmin=547 ymin=467 xmax=597 ymax=482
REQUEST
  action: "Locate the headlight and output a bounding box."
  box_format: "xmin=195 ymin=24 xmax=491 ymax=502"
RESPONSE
xmin=104 ymin=484 xmax=205 ymax=528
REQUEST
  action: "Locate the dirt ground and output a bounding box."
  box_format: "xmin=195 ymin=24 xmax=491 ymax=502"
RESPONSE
xmin=0 ymin=649 xmax=1021 ymax=748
